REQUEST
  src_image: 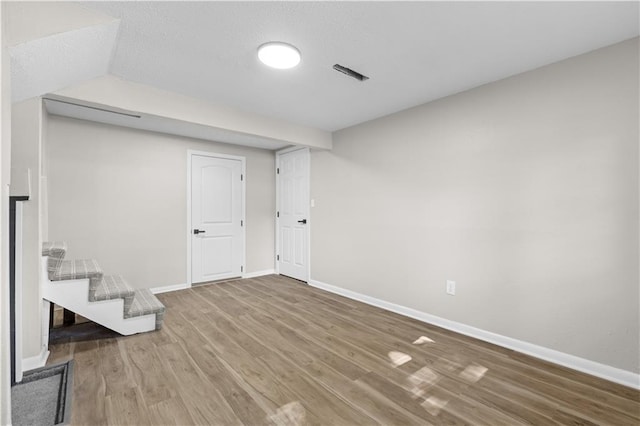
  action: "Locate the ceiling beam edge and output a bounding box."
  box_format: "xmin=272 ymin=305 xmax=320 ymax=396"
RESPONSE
xmin=52 ymin=75 xmax=332 ymax=150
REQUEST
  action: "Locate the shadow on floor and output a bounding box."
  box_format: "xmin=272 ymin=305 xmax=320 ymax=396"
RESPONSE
xmin=49 ymin=321 xmax=119 ymax=345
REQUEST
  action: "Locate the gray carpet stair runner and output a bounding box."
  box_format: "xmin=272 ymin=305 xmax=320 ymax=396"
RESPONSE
xmin=42 ymin=241 xmax=165 ymax=331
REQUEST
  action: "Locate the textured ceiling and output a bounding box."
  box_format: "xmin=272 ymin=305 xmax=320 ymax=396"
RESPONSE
xmin=10 ymin=20 xmax=119 ymax=103
xmin=5 ymin=1 xmax=116 ymax=46
xmin=7 ymin=2 xmax=120 ymax=103
xmin=76 ymin=2 xmax=639 ymax=131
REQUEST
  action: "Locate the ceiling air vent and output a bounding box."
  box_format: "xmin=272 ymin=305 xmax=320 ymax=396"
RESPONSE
xmin=333 ymin=64 xmax=369 ymax=82
xmin=43 ymin=98 xmax=141 ymax=118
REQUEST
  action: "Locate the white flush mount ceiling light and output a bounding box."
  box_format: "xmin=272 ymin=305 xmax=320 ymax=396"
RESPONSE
xmin=258 ymin=42 xmax=301 ymax=69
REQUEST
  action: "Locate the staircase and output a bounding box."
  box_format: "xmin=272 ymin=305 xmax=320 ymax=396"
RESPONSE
xmin=41 ymin=241 xmax=165 ymax=335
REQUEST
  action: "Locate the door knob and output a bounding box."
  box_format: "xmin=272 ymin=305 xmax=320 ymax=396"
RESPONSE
xmin=193 ymin=229 xmax=206 ymax=234
xmin=297 ymin=219 xmax=307 ymax=224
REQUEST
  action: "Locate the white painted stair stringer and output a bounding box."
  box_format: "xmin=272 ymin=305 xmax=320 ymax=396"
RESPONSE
xmin=40 ymin=258 xmax=155 ymax=335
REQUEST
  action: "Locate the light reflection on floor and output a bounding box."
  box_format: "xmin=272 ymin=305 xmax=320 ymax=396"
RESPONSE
xmin=388 ymin=351 xmax=413 ymax=367
xmin=404 ymin=335 xmax=489 ymax=417
xmin=266 ymin=335 xmax=490 ymax=422
xmin=459 ymin=363 xmax=488 ymax=383
xmin=413 ymin=335 xmax=435 ymax=345
xmin=422 ymin=395 xmax=450 ymax=416
xmin=267 ymin=401 xmax=306 ymax=426
xmin=407 ymin=366 xmax=440 ymax=399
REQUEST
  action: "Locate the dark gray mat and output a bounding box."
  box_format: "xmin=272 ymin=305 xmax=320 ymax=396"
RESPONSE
xmin=11 ymin=360 xmax=73 ymax=425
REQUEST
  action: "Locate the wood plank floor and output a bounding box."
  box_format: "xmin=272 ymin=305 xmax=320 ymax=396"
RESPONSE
xmin=47 ymin=274 xmax=640 ymax=425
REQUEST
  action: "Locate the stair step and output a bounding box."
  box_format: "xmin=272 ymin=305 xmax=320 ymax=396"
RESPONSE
xmin=125 ymin=289 xmax=165 ymax=330
xmin=52 ymin=259 xmax=103 ymax=282
xmin=42 ymin=240 xmax=166 ymax=334
xmin=42 ymin=241 xmax=67 ymax=257
xmin=42 ymin=241 xmax=68 ymax=279
xmin=91 ymin=275 xmax=135 ymax=312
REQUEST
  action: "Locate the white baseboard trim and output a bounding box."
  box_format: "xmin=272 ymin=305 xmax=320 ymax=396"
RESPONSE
xmin=22 ymin=348 xmax=50 ymax=373
xmin=150 ymin=270 xmax=275 ymax=295
xmin=243 ymin=269 xmax=276 ymax=279
xmin=150 ymin=283 xmax=189 ymax=294
xmin=308 ymin=279 xmax=640 ymax=390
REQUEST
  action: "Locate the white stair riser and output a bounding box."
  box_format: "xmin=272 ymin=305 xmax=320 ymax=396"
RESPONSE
xmin=41 ymin=259 xmax=156 ymax=335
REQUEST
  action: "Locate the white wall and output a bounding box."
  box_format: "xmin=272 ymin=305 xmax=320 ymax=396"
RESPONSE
xmin=10 ymin=98 xmax=47 ymax=362
xmin=0 ymin=2 xmax=13 ymax=421
xmin=310 ymin=38 xmax=639 ymax=374
xmin=47 ymin=116 xmax=276 ymax=290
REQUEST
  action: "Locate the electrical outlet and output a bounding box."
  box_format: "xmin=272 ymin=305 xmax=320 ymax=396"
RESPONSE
xmin=446 ymin=280 xmax=456 ymax=295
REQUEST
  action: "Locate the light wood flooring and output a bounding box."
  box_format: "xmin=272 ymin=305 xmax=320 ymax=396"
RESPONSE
xmin=47 ymin=275 xmax=640 ymax=425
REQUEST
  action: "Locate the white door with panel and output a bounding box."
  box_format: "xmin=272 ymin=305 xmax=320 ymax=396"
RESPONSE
xmin=277 ymin=148 xmax=309 ymax=282
xmin=191 ymin=154 xmax=244 ymax=284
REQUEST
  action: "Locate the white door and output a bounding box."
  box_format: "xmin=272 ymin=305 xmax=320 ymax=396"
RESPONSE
xmin=191 ymin=154 xmax=244 ymax=284
xmin=277 ymin=148 xmax=309 ymax=282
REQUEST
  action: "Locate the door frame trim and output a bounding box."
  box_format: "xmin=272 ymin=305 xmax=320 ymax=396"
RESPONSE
xmin=275 ymin=146 xmax=311 ymax=282
xmin=186 ymin=150 xmax=246 ymax=287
